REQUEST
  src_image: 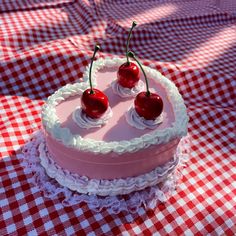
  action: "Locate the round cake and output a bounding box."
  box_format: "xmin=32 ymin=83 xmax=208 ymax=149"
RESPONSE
xmin=41 ymin=58 xmax=188 ymax=196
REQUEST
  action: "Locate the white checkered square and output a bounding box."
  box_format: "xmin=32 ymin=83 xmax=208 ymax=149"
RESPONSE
xmin=87 ymin=232 xmax=96 ymax=236
xmin=44 ymin=221 xmax=54 ymax=231
xmin=101 ymin=224 xmax=111 ymax=234
xmin=39 ymin=208 xmax=49 ymax=218
xmin=164 ymin=224 xmax=174 ymax=234
xmin=6 ymin=224 xmax=16 ymax=234
xmin=23 ymin=215 xmax=33 ymax=225
xmin=59 ymin=214 xmax=69 ymax=223
xmin=65 ymin=226 xmax=76 ymax=236
xmin=133 ymin=225 xmax=142 ymax=234
xmin=185 ymin=209 xmax=195 ymax=219
xmin=3 ymin=210 xmax=13 ymax=220
xmin=81 ymin=219 xmax=90 ymax=228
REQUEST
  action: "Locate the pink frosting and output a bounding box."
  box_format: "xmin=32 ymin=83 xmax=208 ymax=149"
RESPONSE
xmin=46 ymin=133 xmax=180 ymax=179
xmin=45 ymin=65 xmax=179 ymax=180
xmin=56 ymin=67 xmax=175 ymax=141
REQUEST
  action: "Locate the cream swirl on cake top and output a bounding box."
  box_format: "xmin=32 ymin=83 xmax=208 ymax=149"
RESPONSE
xmin=126 ymin=106 xmax=165 ymax=130
xmin=111 ymin=79 xmax=144 ymax=98
xmin=72 ymin=106 xmax=113 ymax=129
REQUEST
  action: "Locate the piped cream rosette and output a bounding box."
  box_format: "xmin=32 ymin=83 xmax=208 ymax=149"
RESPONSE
xmin=126 ymin=106 xmax=164 ymax=130
xmin=73 ymin=106 xmax=113 ymax=129
xmin=111 ymin=79 xmax=144 ymax=98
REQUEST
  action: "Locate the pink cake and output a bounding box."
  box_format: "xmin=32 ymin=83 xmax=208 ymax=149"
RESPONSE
xmin=41 ymin=58 xmax=188 ymax=196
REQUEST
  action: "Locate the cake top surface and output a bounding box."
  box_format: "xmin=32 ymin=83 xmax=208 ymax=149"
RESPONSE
xmin=42 ymin=58 xmax=188 ymax=154
xmin=56 ymin=67 xmax=174 ymax=142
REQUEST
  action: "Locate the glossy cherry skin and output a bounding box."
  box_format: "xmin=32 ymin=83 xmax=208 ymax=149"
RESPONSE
xmin=117 ymin=62 xmax=140 ymax=89
xmin=81 ymin=88 xmax=109 ymax=119
xmin=134 ymin=91 xmax=163 ymax=120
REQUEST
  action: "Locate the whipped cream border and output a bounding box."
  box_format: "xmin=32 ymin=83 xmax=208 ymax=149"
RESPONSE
xmin=42 ymin=57 xmax=189 ymax=154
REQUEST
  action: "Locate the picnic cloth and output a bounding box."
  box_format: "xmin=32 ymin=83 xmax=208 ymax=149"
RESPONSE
xmin=1 ymin=0 xmax=236 ymax=235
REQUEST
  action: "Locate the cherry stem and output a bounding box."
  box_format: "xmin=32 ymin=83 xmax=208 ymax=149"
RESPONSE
xmin=127 ymin=51 xmax=150 ymax=96
xmin=89 ymin=44 xmax=100 ymax=94
xmin=126 ymin=21 xmax=137 ymax=65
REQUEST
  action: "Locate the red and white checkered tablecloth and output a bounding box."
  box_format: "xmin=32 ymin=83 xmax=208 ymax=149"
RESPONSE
xmin=1 ymin=0 xmax=236 ymax=235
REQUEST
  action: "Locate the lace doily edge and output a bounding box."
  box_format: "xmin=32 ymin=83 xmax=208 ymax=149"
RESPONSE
xmin=18 ymin=131 xmax=190 ymax=213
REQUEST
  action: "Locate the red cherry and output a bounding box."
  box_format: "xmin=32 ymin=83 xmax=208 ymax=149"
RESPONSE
xmin=117 ymin=62 xmax=140 ymax=88
xmin=81 ymin=88 xmax=109 ymax=119
xmin=134 ymin=91 xmax=163 ymax=120
xmin=127 ymin=51 xmax=164 ymax=120
xmin=81 ymin=44 xmax=109 ymax=119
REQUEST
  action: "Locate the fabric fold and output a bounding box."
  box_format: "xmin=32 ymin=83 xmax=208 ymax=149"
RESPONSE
xmin=0 ymin=0 xmax=75 ymax=13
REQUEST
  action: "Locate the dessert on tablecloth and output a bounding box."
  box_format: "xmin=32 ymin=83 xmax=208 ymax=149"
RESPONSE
xmin=22 ymin=22 xmax=189 ymax=212
xmin=40 ymin=45 xmax=188 ymax=194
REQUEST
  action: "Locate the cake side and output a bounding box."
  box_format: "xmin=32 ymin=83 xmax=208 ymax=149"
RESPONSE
xmin=38 ymin=135 xmax=184 ymax=196
xmin=40 ymin=57 xmax=189 ymax=195
xmin=44 ymin=131 xmax=180 ymax=179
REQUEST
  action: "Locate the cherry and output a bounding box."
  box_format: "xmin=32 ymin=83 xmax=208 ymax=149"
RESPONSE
xmin=128 ymin=51 xmax=163 ymax=120
xmin=81 ymin=88 xmax=109 ymax=119
xmin=117 ymin=21 xmax=140 ymax=88
xmin=81 ymin=45 xmax=109 ymax=119
xmin=117 ymin=62 xmax=140 ymax=89
xmin=134 ymin=92 xmax=163 ymax=120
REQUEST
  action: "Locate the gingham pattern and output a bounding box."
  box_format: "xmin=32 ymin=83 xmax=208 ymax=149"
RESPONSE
xmin=1 ymin=0 xmax=236 ymax=235
xmin=0 ymin=0 xmax=75 ymax=12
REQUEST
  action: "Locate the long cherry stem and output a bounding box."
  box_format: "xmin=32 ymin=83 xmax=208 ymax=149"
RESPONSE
xmin=89 ymin=45 xmax=100 ymax=94
xmin=127 ymin=51 xmax=150 ymax=96
xmin=126 ymin=21 xmax=137 ymax=65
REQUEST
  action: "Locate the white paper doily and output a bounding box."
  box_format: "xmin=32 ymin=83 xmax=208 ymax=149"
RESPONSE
xmin=19 ymin=131 xmax=190 ymax=213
